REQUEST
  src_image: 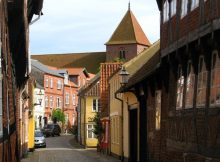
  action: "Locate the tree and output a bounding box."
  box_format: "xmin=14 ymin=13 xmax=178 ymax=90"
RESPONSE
xmin=91 ymin=112 xmax=104 ymax=151
xmin=52 ymin=109 xmax=65 ymax=124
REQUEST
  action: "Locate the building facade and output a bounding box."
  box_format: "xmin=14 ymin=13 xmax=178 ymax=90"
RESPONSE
xmin=78 ymin=74 xmax=100 ymax=147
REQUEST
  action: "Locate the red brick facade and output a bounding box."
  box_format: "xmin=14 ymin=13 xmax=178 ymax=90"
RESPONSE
xmin=155 ymin=0 xmax=220 ymax=161
xmin=106 ymin=44 xmax=147 ymax=62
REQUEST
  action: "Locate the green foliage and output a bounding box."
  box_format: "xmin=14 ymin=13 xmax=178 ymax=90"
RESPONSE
xmin=91 ymin=112 xmax=104 ymax=138
xmin=52 ymin=109 xmax=65 ymax=123
xmin=113 ymin=57 xmax=125 ymax=63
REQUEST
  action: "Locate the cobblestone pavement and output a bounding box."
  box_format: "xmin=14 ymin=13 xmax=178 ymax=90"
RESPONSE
xmin=21 ymin=135 xmax=120 ymax=162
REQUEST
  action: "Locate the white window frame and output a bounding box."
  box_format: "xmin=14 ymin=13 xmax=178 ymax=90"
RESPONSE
xmin=210 ymin=51 xmax=220 ymax=107
xmin=92 ymin=99 xmax=99 ymax=112
xmin=45 ymin=77 xmax=49 ymax=88
xmin=56 ymin=97 xmax=62 ymax=108
xmin=57 ymin=80 xmax=62 ymax=90
xmin=45 ymin=96 xmax=49 ymax=107
xmin=181 ymin=0 xmax=188 ymax=18
xmin=196 ymin=56 xmax=208 ymax=107
xmin=65 ymin=93 xmax=69 ymax=105
xmin=72 ymin=94 xmax=76 ymax=106
xmin=87 ymin=124 xmax=96 ymax=139
xmin=50 ymin=78 xmax=53 ymax=88
xmin=163 ymin=0 xmax=169 ymax=22
xmin=65 ymin=113 xmax=69 ymax=125
xmin=191 ymin=0 xmax=199 ymax=11
xmin=50 ymin=96 xmax=53 ymax=108
xmin=171 ymin=0 xmax=177 ymax=17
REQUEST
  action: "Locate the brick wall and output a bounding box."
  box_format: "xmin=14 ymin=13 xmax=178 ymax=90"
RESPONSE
xmin=100 ymin=63 xmax=121 ymax=118
xmin=106 ymin=44 xmax=147 ymax=62
xmin=44 ymin=74 xmax=64 ymax=119
xmin=161 ymin=0 xmax=220 ymax=51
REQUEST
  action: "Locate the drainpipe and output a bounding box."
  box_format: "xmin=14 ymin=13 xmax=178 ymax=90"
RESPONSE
xmin=114 ymin=92 xmax=124 ymax=162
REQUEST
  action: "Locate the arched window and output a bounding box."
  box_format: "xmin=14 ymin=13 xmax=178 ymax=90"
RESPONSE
xmin=196 ymin=56 xmax=207 ymax=107
xmin=176 ymin=65 xmax=185 ymax=110
xmin=185 ymin=61 xmax=195 ymax=108
xmin=210 ymin=51 xmax=220 ymax=107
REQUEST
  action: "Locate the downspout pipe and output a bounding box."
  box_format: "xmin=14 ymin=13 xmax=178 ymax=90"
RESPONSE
xmin=114 ymin=91 xmax=124 ymax=162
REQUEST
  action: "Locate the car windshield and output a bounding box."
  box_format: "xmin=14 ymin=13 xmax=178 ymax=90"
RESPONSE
xmin=35 ymin=131 xmax=43 ymax=137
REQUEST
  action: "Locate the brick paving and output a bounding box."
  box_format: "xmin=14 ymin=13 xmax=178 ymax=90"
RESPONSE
xmin=21 ymin=135 xmax=120 ymax=162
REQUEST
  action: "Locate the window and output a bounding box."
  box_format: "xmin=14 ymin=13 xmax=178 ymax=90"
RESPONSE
xmin=197 ymin=56 xmax=207 ymax=107
xmin=176 ymin=66 xmax=185 ymax=110
xmin=45 ymin=96 xmax=49 ymax=107
xmin=210 ymin=52 xmax=220 ymax=107
xmin=50 ymin=78 xmax=53 ymax=88
xmin=78 ymin=76 xmax=81 ymax=87
xmin=185 ymin=61 xmax=195 ymax=108
xmin=92 ymin=99 xmax=99 ymax=112
xmin=155 ymin=90 xmax=161 ymax=130
xmin=181 ymin=0 xmax=188 ymax=18
xmin=171 ymin=0 xmax=177 ymax=17
xmin=191 ymin=0 xmax=199 ymax=11
xmin=65 ymin=113 xmax=69 ymax=125
xmin=45 ymin=77 xmax=49 ymax=87
xmin=163 ymin=0 xmax=169 ymax=22
xmin=50 ymin=96 xmax=53 ymax=108
xmin=72 ymin=94 xmax=76 ymax=106
xmin=119 ymin=50 xmax=126 ymax=60
xmin=65 ymin=93 xmax=69 ymax=105
xmin=56 ymin=97 xmax=62 ymax=108
xmin=87 ymin=124 xmax=96 ymax=138
xmin=0 ymin=72 xmax=2 ymax=137
xmin=57 ymin=80 xmax=62 ymax=90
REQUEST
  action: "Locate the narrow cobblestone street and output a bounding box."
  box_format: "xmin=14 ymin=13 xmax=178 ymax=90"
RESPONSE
xmin=21 ymin=135 xmax=120 ymax=162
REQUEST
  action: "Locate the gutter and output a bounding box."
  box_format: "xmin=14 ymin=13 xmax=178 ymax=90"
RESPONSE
xmin=114 ymin=92 xmax=124 ymax=162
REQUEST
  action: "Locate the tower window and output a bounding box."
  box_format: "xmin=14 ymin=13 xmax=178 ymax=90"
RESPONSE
xmin=119 ymin=50 xmax=126 ymax=60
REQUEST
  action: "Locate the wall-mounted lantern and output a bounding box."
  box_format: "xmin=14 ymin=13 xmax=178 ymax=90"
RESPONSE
xmin=119 ymin=66 xmax=129 ymax=86
xmin=34 ymin=89 xmax=43 ymax=106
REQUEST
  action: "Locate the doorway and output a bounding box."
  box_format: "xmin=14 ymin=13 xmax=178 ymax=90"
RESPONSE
xmin=129 ymin=109 xmax=138 ymax=162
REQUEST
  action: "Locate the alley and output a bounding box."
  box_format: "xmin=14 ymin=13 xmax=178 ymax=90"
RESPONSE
xmin=21 ymin=135 xmax=120 ymax=162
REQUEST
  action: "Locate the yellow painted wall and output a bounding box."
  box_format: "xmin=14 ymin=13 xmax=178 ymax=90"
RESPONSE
xmin=123 ymin=92 xmax=139 ymax=161
xmin=80 ymin=97 xmax=85 ymax=146
xmin=80 ymin=96 xmax=98 ymax=147
xmin=85 ymin=97 xmax=98 ymax=147
xmin=28 ymin=114 xmax=35 ymax=150
xmin=109 ymin=74 xmax=123 ymax=157
xmin=110 ymin=115 xmax=122 ymax=156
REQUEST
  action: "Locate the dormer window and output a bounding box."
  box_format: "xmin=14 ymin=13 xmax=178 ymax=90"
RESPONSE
xmin=171 ymin=0 xmax=176 ymax=17
xmin=163 ymin=0 xmax=169 ymax=22
xmin=191 ymin=0 xmax=199 ymax=11
xmin=181 ymin=0 xmax=188 ymax=18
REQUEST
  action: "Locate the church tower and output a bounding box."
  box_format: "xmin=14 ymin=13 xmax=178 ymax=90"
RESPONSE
xmin=105 ymin=5 xmax=151 ymax=62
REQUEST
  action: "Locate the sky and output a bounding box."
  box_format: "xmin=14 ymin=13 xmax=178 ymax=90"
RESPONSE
xmin=30 ymin=0 xmax=160 ymax=55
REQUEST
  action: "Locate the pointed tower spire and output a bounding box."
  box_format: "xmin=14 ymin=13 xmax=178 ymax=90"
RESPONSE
xmin=128 ymin=1 xmax=130 ymax=10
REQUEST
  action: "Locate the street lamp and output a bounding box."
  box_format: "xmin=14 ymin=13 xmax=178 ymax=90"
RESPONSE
xmin=34 ymin=89 xmax=43 ymax=106
xmin=119 ymin=66 xmax=129 ymax=86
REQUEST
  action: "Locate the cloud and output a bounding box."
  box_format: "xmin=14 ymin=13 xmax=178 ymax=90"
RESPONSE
xmin=30 ymin=0 xmax=160 ymax=54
